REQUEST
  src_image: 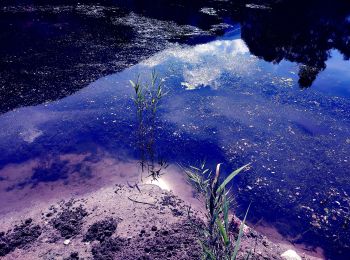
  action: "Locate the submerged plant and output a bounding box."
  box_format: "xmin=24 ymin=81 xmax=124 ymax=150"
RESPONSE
xmin=185 ymin=162 xmax=251 ymax=260
xmin=130 ymin=70 xmax=168 ymax=180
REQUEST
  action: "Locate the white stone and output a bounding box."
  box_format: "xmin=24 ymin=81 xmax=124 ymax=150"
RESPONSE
xmin=281 ymin=249 xmax=302 ymax=260
xmin=63 ymin=239 xmax=70 ymax=245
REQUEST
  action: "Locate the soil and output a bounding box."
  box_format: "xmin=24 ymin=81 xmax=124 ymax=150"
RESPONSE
xmin=63 ymin=252 xmax=80 ymax=260
xmin=91 ymin=237 xmax=125 ymax=260
xmin=0 ymin=183 xmax=322 ymax=260
xmin=51 ymin=203 xmax=88 ymax=239
xmin=0 ymin=218 xmax=42 ymax=256
xmin=110 ymin=220 xmax=202 ymax=259
xmin=83 ymin=218 xmax=118 ymax=242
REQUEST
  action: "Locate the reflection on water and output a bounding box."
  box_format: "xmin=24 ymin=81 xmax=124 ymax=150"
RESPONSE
xmin=238 ymin=0 xmax=350 ymax=88
xmin=0 ymin=1 xmax=226 ymax=113
xmin=2 ymin=0 xmax=350 ymax=113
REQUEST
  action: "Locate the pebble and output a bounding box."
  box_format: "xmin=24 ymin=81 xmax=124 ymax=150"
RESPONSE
xmin=281 ymin=249 xmax=301 ymax=260
xmin=63 ymin=239 xmax=71 ymax=245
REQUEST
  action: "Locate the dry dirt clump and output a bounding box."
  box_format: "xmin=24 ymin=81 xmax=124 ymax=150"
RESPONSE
xmin=107 ymin=220 xmax=202 ymax=260
xmin=51 ymin=201 xmax=88 ymax=239
xmin=83 ymin=217 xmax=118 ymax=242
xmin=0 ymin=218 xmax=42 ymax=256
xmin=160 ymin=193 xmax=188 ymax=217
xmin=63 ymin=251 xmax=80 ymax=260
xmin=91 ymin=237 xmax=126 ymax=260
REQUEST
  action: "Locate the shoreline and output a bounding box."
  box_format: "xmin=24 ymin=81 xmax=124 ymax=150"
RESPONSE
xmin=0 ymin=157 xmax=324 ymax=259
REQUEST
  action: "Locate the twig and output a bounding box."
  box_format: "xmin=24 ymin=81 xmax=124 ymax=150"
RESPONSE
xmin=127 ymin=196 xmax=155 ymax=206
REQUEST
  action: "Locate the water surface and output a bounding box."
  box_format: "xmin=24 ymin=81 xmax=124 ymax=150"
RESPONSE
xmin=1 ymin=1 xmax=350 ymax=259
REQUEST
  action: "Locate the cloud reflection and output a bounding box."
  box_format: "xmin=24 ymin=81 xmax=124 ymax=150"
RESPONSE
xmin=143 ymin=38 xmax=256 ymax=89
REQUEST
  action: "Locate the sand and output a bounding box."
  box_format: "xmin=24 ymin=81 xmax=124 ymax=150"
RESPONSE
xmin=0 ymin=153 xmax=324 ymax=259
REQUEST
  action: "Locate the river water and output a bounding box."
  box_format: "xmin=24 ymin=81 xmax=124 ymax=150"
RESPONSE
xmin=0 ymin=1 xmax=350 ymax=259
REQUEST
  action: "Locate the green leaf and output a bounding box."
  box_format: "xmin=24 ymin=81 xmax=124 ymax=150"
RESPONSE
xmin=212 ymin=163 xmax=222 ymax=193
xmin=201 ymin=243 xmax=216 ymax=260
xmin=223 ymin=195 xmax=229 ymax=230
xmin=217 ymin=219 xmax=230 ymax=246
xmin=231 ymin=203 xmax=251 ymax=260
xmin=217 ymin=164 xmax=250 ymax=194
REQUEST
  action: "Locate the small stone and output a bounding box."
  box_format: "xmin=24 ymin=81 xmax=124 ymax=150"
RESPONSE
xmin=281 ymin=249 xmax=302 ymax=260
xmin=63 ymin=239 xmax=71 ymax=245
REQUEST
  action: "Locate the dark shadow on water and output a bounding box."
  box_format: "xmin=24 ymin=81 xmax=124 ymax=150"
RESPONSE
xmin=31 ymin=157 xmax=70 ymax=184
xmin=5 ymin=155 xmax=93 ymax=191
xmin=236 ymin=0 xmax=350 ymax=88
xmin=0 ymin=0 xmax=232 ymax=114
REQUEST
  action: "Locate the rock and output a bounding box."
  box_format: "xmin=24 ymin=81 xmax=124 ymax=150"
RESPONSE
xmin=63 ymin=239 xmax=71 ymax=245
xmin=281 ymin=249 xmax=302 ymax=260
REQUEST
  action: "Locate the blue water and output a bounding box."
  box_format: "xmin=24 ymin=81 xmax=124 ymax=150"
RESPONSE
xmin=0 ymin=29 xmax=350 ymax=257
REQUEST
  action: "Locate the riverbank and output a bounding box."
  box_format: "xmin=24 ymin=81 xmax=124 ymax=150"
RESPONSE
xmin=0 ymin=169 xmax=323 ymax=259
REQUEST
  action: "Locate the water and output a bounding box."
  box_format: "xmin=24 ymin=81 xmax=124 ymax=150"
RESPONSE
xmin=0 ymin=1 xmax=224 ymax=113
xmin=1 ymin=0 xmax=350 ymax=259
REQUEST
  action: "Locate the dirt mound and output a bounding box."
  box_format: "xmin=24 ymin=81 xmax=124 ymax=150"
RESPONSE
xmin=87 ymin=220 xmax=201 ymax=260
xmin=51 ymin=202 xmax=88 ymax=239
xmin=83 ymin=218 xmax=118 ymax=242
xmin=0 ymin=184 xmax=311 ymax=260
xmin=160 ymin=194 xmax=185 ymax=216
xmin=112 ymin=220 xmax=202 ymax=259
xmin=0 ymin=218 xmax=41 ymax=256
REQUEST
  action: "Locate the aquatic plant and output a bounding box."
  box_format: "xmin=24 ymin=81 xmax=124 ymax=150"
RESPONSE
xmin=185 ymin=162 xmax=250 ymax=260
xmin=130 ymin=70 xmax=168 ymax=180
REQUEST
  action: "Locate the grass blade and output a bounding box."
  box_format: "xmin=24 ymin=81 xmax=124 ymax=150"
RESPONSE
xmin=232 ymin=203 xmax=251 ymax=260
xmin=217 ymin=164 xmax=250 ymax=194
xmin=217 ymin=219 xmax=230 ymax=246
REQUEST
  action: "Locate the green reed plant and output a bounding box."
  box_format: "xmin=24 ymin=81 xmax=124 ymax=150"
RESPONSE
xmin=130 ymin=70 xmax=166 ymax=116
xmin=130 ymin=70 xmax=168 ymax=180
xmin=185 ymin=162 xmax=251 ymax=260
